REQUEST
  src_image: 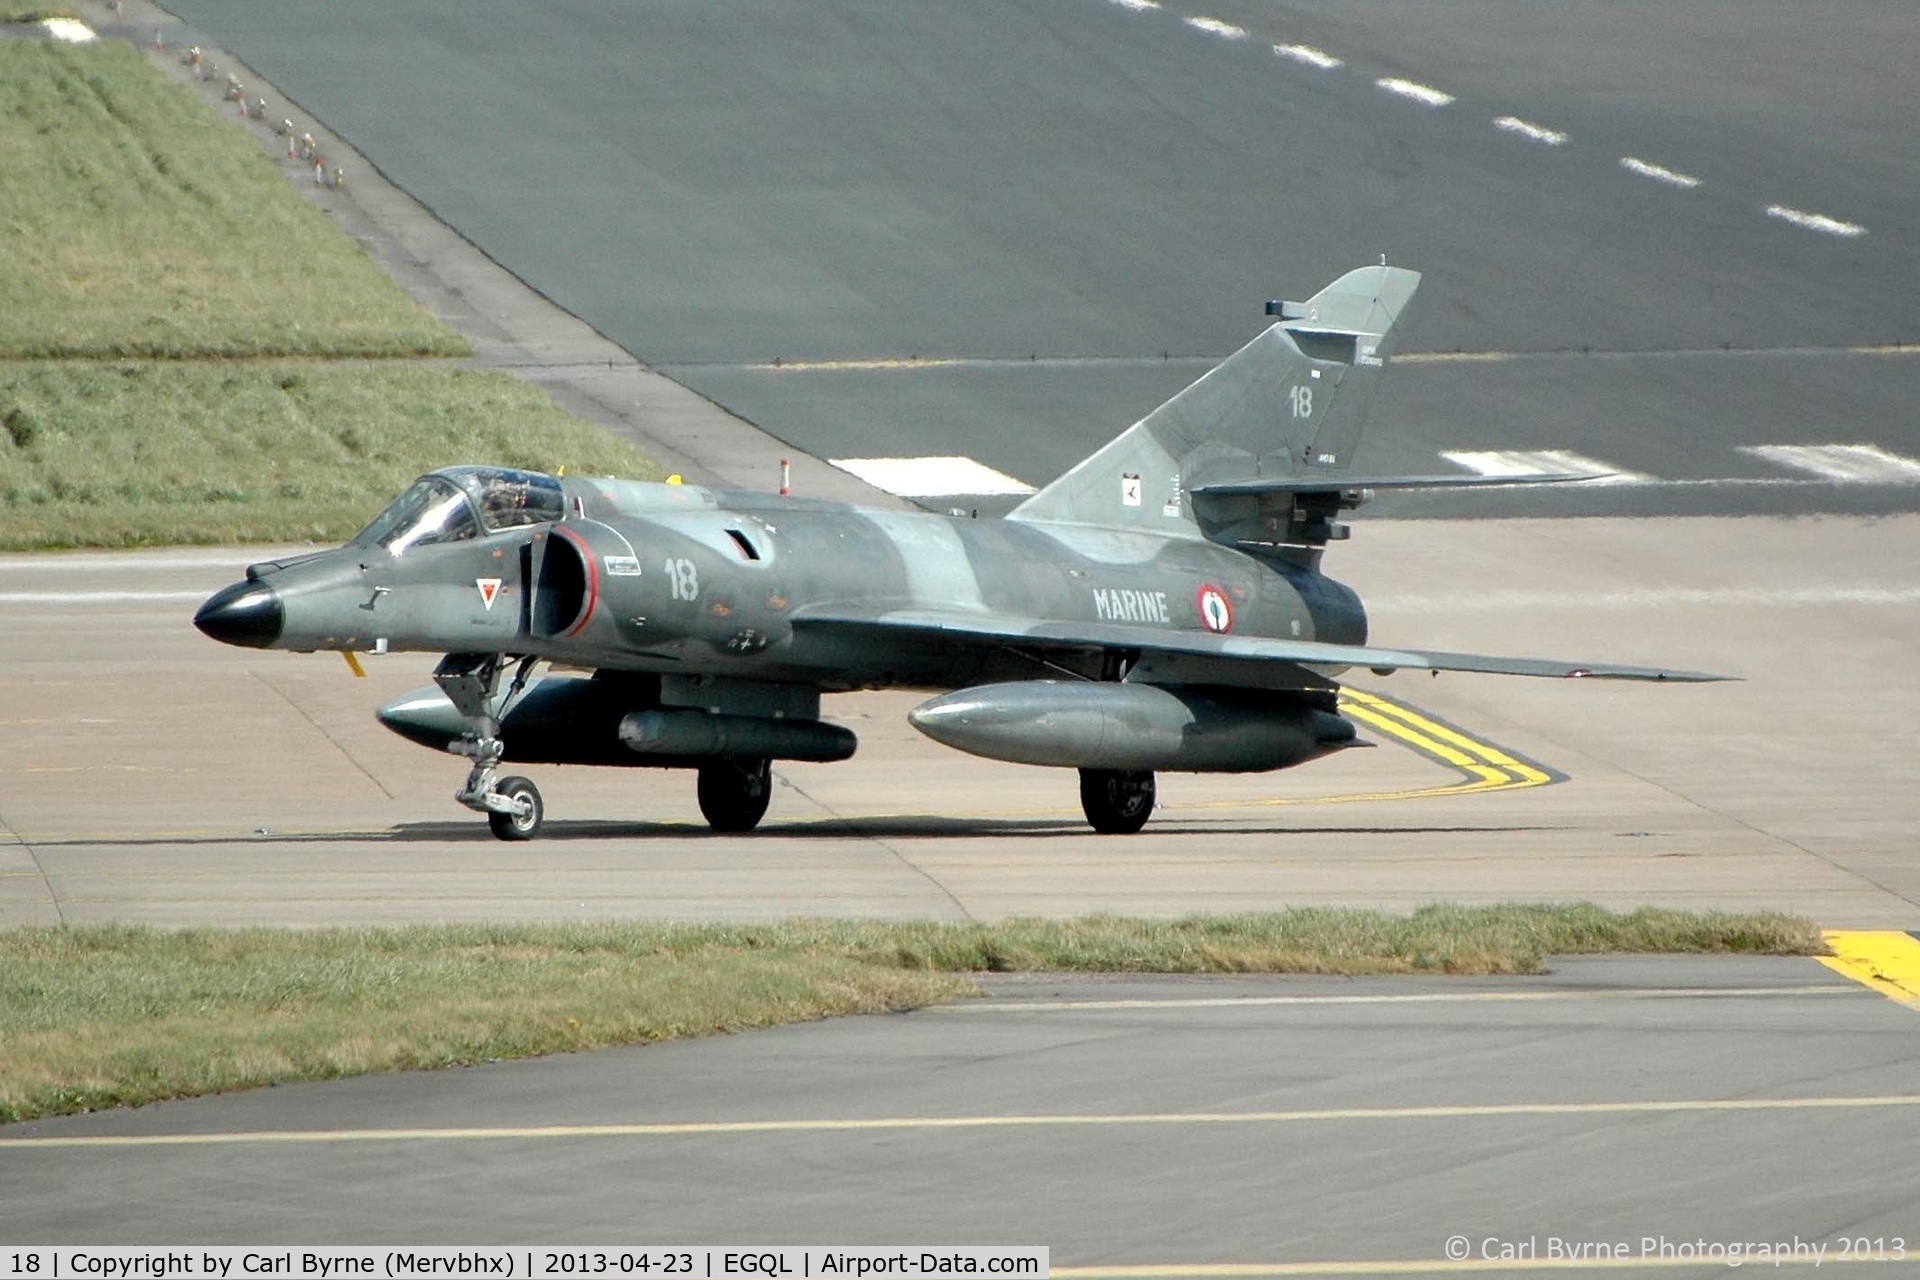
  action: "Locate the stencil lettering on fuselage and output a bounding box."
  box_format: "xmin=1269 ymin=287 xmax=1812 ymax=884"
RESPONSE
xmin=1093 ymin=587 xmax=1171 ymax=625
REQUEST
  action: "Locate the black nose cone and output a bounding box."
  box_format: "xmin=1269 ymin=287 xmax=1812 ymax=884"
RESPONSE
xmin=194 ymin=580 xmax=284 ymax=648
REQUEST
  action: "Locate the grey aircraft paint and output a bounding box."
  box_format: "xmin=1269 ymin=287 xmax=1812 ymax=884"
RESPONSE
xmin=196 ymin=266 xmax=1725 ymax=837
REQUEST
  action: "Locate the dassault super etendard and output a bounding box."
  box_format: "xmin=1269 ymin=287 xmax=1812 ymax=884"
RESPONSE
xmin=196 ymin=264 xmax=1723 ymax=839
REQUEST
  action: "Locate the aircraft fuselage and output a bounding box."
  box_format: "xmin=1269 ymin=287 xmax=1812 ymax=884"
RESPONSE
xmin=225 ymin=474 xmax=1367 ymax=694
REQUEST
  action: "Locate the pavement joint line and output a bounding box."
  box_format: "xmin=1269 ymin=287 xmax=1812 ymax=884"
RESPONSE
xmin=936 ymin=985 xmax=1864 ymax=1012
xmin=1818 ymin=930 xmax=1920 ymax=1011
xmin=8 ymin=1094 xmax=1918 ymax=1149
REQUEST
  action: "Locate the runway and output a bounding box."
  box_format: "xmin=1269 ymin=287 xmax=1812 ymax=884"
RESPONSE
xmin=145 ymin=0 xmax=1920 ymax=519
xmin=4 ymin=958 xmax=1917 ymax=1269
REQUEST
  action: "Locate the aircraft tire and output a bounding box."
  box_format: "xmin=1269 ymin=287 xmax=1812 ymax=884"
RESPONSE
xmin=1079 ymin=768 xmax=1155 ymax=834
xmin=487 ymin=776 xmax=544 ymax=841
xmin=697 ymin=757 xmax=773 ymax=832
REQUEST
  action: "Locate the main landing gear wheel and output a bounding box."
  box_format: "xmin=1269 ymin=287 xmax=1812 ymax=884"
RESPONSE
xmin=487 ymin=775 xmax=543 ymax=841
xmin=697 ymin=757 xmax=773 ymax=832
xmin=1079 ymin=768 xmax=1156 ymax=834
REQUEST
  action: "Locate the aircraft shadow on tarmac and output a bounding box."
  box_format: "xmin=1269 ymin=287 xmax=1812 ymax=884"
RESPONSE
xmin=378 ymin=817 xmax=1574 ymax=842
xmin=26 ymin=822 xmax=1571 ymax=849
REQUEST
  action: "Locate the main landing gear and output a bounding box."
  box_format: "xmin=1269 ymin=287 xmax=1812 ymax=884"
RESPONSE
xmin=1079 ymin=767 xmax=1155 ymax=834
xmin=697 ymin=757 xmax=773 ymax=832
xmin=433 ymin=654 xmax=779 ymax=840
xmin=436 ymin=652 xmax=545 ymax=842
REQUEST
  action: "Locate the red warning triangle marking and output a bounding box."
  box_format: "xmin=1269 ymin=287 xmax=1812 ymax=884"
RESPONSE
xmin=476 ymin=578 xmax=502 ymax=610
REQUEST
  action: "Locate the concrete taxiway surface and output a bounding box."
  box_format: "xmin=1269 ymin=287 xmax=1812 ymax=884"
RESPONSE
xmin=5 ymin=514 xmax=1916 ymax=929
xmin=3 ymin=958 xmax=1915 ymax=1267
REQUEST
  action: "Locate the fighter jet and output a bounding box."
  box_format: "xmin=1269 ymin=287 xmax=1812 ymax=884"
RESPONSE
xmin=196 ymin=264 xmax=1721 ymax=838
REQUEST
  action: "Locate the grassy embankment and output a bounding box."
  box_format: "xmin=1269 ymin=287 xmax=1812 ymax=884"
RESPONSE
xmin=0 ymin=39 xmax=662 ymax=550
xmin=0 ymin=907 xmax=1823 ymax=1124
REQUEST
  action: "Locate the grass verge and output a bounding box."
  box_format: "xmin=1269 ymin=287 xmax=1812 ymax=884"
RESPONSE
xmin=0 ymin=40 xmax=467 ymax=359
xmin=0 ymin=906 xmax=1823 ymax=1124
xmin=0 ymin=362 xmax=665 ymax=548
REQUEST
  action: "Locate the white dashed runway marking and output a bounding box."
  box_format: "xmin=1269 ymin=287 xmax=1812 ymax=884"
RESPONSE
xmin=1765 ymin=204 xmax=1867 ymax=238
xmin=1620 ymin=156 xmax=1702 ymax=189
xmin=1493 ymin=116 xmax=1567 ymax=146
xmin=1376 ymin=78 xmax=1454 ymax=108
xmin=1742 ymin=444 xmax=1920 ymax=483
xmin=1126 ymin=21 xmax=1867 ymax=245
xmin=1183 ymin=16 xmax=1246 ymax=39
xmin=831 ymin=456 xmax=1036 ymax=498
xmin=1272 ymin=44 xmax=1341 ymax=70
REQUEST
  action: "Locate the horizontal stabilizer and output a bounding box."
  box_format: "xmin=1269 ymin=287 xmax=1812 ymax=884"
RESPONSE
xmin=1190 ymin=472 xmax=1599 ymax=497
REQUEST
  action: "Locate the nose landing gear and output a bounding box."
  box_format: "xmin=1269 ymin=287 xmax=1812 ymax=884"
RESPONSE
xmin=437 ymin=652 xmax=545 ymax=841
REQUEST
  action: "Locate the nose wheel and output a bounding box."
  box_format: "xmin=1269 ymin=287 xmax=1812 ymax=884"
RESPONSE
xmin=486 ymin=775 xmax=544 ymax=841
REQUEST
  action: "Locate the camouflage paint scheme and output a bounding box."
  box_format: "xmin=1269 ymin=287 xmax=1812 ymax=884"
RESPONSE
xmin=197 ymin=266 xmax=1724 ymax=836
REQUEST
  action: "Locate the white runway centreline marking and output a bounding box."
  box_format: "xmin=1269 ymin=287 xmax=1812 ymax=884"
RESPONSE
xmin=1376 ymin=77 xmax=1453 ymax=107
xmin=1620 ymin=156 xmax=1701 ymax=189
xmin=1105 ymin=0 xmax=1160 ymax=10
xmin=1492 ymin=116 xmax=1567 ymax=146
xmin=1743 ymin=443 xmax=1920 ymax=482
xmin=1371 ymin=584 xmax=1920 ymax=613
xmin=1766 ymin=204 xmax=1867 ymax=238
xmin=831 ymin=455 xmax=1036 ymax=498
xmin=0 ymin=591 xmax=210 ymax=606
xmin=0 ymin=551 xmax=266 ymax=572
xmin=1272 ymin=43 xmax=1341 ymax=70
xmin=1439 ymin=449 xmax=1646 ymax=485
xmin=1183 ymin=15 xmax=1247 ymax=39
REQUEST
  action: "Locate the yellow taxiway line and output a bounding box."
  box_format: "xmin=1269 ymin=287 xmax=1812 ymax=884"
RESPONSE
xmin=1176 ymin=688 xmax=1557 ymax=811
xmin=1818 ymin=930 xmax=1920 ymax=1011
xmin=5 ymin=1093 xmax=1916 ymax=1150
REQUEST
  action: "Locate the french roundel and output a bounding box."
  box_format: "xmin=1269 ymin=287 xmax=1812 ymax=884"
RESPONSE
xmin=1197 ymin=584 xmax=1233 ymax=634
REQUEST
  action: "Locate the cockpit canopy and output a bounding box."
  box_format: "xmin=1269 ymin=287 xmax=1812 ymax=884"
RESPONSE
xmin=351 ymin=467 xmax=565 ymax=555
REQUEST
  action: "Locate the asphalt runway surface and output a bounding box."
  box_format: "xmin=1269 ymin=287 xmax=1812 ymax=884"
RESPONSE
xmin=148 ymin=0 xmax=1920 ymax=519
xmin=5 ymin=959 xmax=1918 ymax=1272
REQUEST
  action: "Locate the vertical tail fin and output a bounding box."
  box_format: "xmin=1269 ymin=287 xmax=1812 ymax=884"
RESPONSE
xmin=1007 ymin=264 xmax=1420 ymax=530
